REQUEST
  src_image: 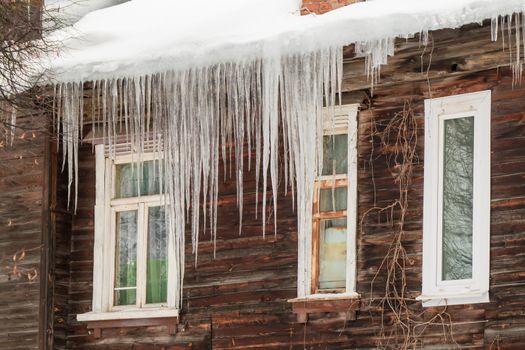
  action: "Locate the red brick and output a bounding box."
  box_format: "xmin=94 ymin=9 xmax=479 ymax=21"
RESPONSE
xmin=301 ymin=0 xmax=363 ymax=15
xmin=318 ymin=2 xmax=332 ymax=13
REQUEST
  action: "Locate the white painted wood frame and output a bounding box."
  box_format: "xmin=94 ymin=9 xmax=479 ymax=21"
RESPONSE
xmin=296 ymin=103 xmax=359 ymax=300
xmin=419 ymin=90 xmax=491 ymax=307
xmin=78 ymin=145 xmax=178 ymax=322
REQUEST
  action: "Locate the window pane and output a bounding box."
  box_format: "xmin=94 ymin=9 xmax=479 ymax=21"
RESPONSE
xmin=319 ymin=187 xmax=347 ymax=212
xmin=318 ymin=217 xmax=347 ymax=290
xmin=115 ymin=160 xmax=160 ymax=198
xmin=146 ymin=206 xmax=168 ymax=304
xmin=442 ymin=117 xmax=474 ymax=281
xmin=322 ymin=134 xmax=348 ymax=176
xmin=114 ymin=210 xmax=138 ymax=306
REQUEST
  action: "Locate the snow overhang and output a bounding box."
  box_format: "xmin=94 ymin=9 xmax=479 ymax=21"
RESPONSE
xmin=47 ymin=0 xmax=525 ymax=83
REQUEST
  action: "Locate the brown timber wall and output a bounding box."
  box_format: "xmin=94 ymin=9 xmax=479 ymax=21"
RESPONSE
xmin=354 ymin=68 xmax=525 ymax=349
xmin=0 ymin=111 xmax=48 ymax=350
xmin=59 ymin=23 xmax=525 ymax=349
xmin=50 ymin=145 xmax=73 ymax=350
xmin=64 ymin=142 xmax=298 ymax=349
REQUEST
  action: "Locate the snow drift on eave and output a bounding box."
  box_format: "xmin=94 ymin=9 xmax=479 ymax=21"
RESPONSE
xmin=49 ymin=0 xmax=525 ymax=82
xmin=48 ymin=0 xmax=525 ymax=304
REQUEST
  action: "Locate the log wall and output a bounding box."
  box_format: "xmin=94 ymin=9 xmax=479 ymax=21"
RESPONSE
xmin=55 ymin=22 xmax=525 ymax=349
xmin=49 ymin=145 xmax=73 ymax=350
xmin=0 ymin=111 xmax=49 ymax=350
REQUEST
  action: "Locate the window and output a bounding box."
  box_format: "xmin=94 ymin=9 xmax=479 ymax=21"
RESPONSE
xmin=420 ymin=90 xmax=491 ymax=307
xmin=297 ymin=104 xmax=359 ymax=299
xmin=111 ymin=157 xmax=166 ymax=308
xmin=78 ymin=145 xmax=179 ymax=322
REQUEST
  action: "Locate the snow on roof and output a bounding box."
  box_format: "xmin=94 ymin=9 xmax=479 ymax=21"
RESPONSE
xmin=48 ymin=0 xmax=525 ymax=82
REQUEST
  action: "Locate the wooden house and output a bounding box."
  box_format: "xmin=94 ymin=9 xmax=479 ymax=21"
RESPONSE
xmin=1 ymin=0 xmax=525 ymax=349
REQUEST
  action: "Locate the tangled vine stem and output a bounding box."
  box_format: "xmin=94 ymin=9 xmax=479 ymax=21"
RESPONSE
xmin=361 ymin=101 xmax=459 ymax=349
xmin=0 ymin=1 xmax=67 ymax=144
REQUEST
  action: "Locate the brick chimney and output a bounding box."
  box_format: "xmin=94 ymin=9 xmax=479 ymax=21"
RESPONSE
xmin=301 ymin=0 xmax=363 ymax=15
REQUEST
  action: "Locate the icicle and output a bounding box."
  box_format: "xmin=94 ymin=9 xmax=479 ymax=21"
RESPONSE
xmin=502 ymin=15 xmax=506 ymax=52
xmin=0 ymin=100 xmax=16 ymax=146
xmin=421 ymin=30 xmax=429 ymax=47
xmin=508 ymin=15 xmax=513 ymax=76
xmin=53 ymin=46 xmax=342 ymax=302
xmin=523 ymin=12 xmax=525 ymax=70
xmin=9 ymin=104 xmax=16 ymax=146
xmin=491 ymin=16 xmax=499 ymax=42
xmin=492 ymin=13 xmax=525 ymax=86
xmin=513 ymin=13 xmax=522 ymax=86
xmin=354 ymin=37 xmax=395 ymax=92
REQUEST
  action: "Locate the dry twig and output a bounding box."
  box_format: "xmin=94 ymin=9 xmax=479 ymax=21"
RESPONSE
xmin=362 ymin=101 xmax=459 ymax=349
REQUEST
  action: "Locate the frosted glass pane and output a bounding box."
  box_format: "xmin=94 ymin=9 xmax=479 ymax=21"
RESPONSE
xmin=322 ymin=134 xmax=348 ymax=176
xmin=442 ymin=117 xmax=474 ymax=281
xmin=319 ymin=187 xmax=347 ymax=212
xmin=114 ymin=210 xmax=137 ymax=306
xmin=115 ymin=160 xmax=160 ymax=198
xmin=146 ymin=206 xmax=168 ymax=304
xmin=318 ymin=218 xmax=347 ymax=290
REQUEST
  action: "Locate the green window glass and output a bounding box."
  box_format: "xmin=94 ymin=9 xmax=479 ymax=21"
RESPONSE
xmin=115 ymin=160 xmax=160 ymax=198
xmin=322 ymin=134 xmax=348 ymax=176
xmin=318 ymin=218 xmax=347 ymax=290
xmin=442 ymin=117 xmax=474 ymax=281
xmin=146 ymin=206 xmax=168 ymax=304
xmin=114 ymin=210 xmax=138 ymax=306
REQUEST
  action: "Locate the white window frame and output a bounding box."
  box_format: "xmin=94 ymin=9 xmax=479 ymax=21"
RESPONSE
xmin=295 ymin=104 xmax=359 ymax=300
xmin=78 ymin=145 xmax=178 ymax=322
xmin=419 ymin=90 xmax=491 ymax=307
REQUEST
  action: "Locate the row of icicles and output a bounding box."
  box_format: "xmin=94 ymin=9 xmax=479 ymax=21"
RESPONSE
xmin=53 ymin=47 xmax=342 ymax=302
xmin=2 ymin=13 xmax=524 ymax=304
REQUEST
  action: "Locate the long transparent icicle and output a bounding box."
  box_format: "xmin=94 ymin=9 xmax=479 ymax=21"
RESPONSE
xmin=53 ymin=46 xmax=342 ymax=303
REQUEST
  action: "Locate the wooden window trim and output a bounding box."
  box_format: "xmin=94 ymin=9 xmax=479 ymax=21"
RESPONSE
xmin=311 ymin=181 xmax=348 ymax=294
xmin=77 ymin=144 xmax=179 ymax=327
xmin=419 ymin=90 xmax=491 ymax=307
xmin=79 ymin=309 xmax=179 ymax=338
xmin=310 ymin=105 xmax=357 ymax=295
xmin=292 ymin=103 xmax=359 ymax=307
xmin=108 ymin=201 xmax=167 ymax=310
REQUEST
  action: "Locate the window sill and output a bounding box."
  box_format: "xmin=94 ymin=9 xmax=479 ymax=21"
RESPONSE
xmin=77 ymin=308 xmax=179 ymax=322
xmin=417 ymin=291 xmax=489 ymax=307
xmin=288 ymin=292 xmax=360 ymax=303
xmin=77 ymin=308 xmax=179 ymax=338
xmin=288 ymin=293 xmax=360 ymax=323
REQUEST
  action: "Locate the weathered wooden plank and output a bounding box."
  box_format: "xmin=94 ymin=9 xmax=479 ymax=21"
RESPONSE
xmin=0 ymin=113 xmax=47 ymax=350
xmin=40 ymin=21 xmax=525 ymax=350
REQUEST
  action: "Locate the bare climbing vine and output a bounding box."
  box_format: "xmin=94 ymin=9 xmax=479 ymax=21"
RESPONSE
xmin=362 ymin=101 xmax=459 ymax=349
xmin=0 ymin=1 xmax=65 ymax=144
